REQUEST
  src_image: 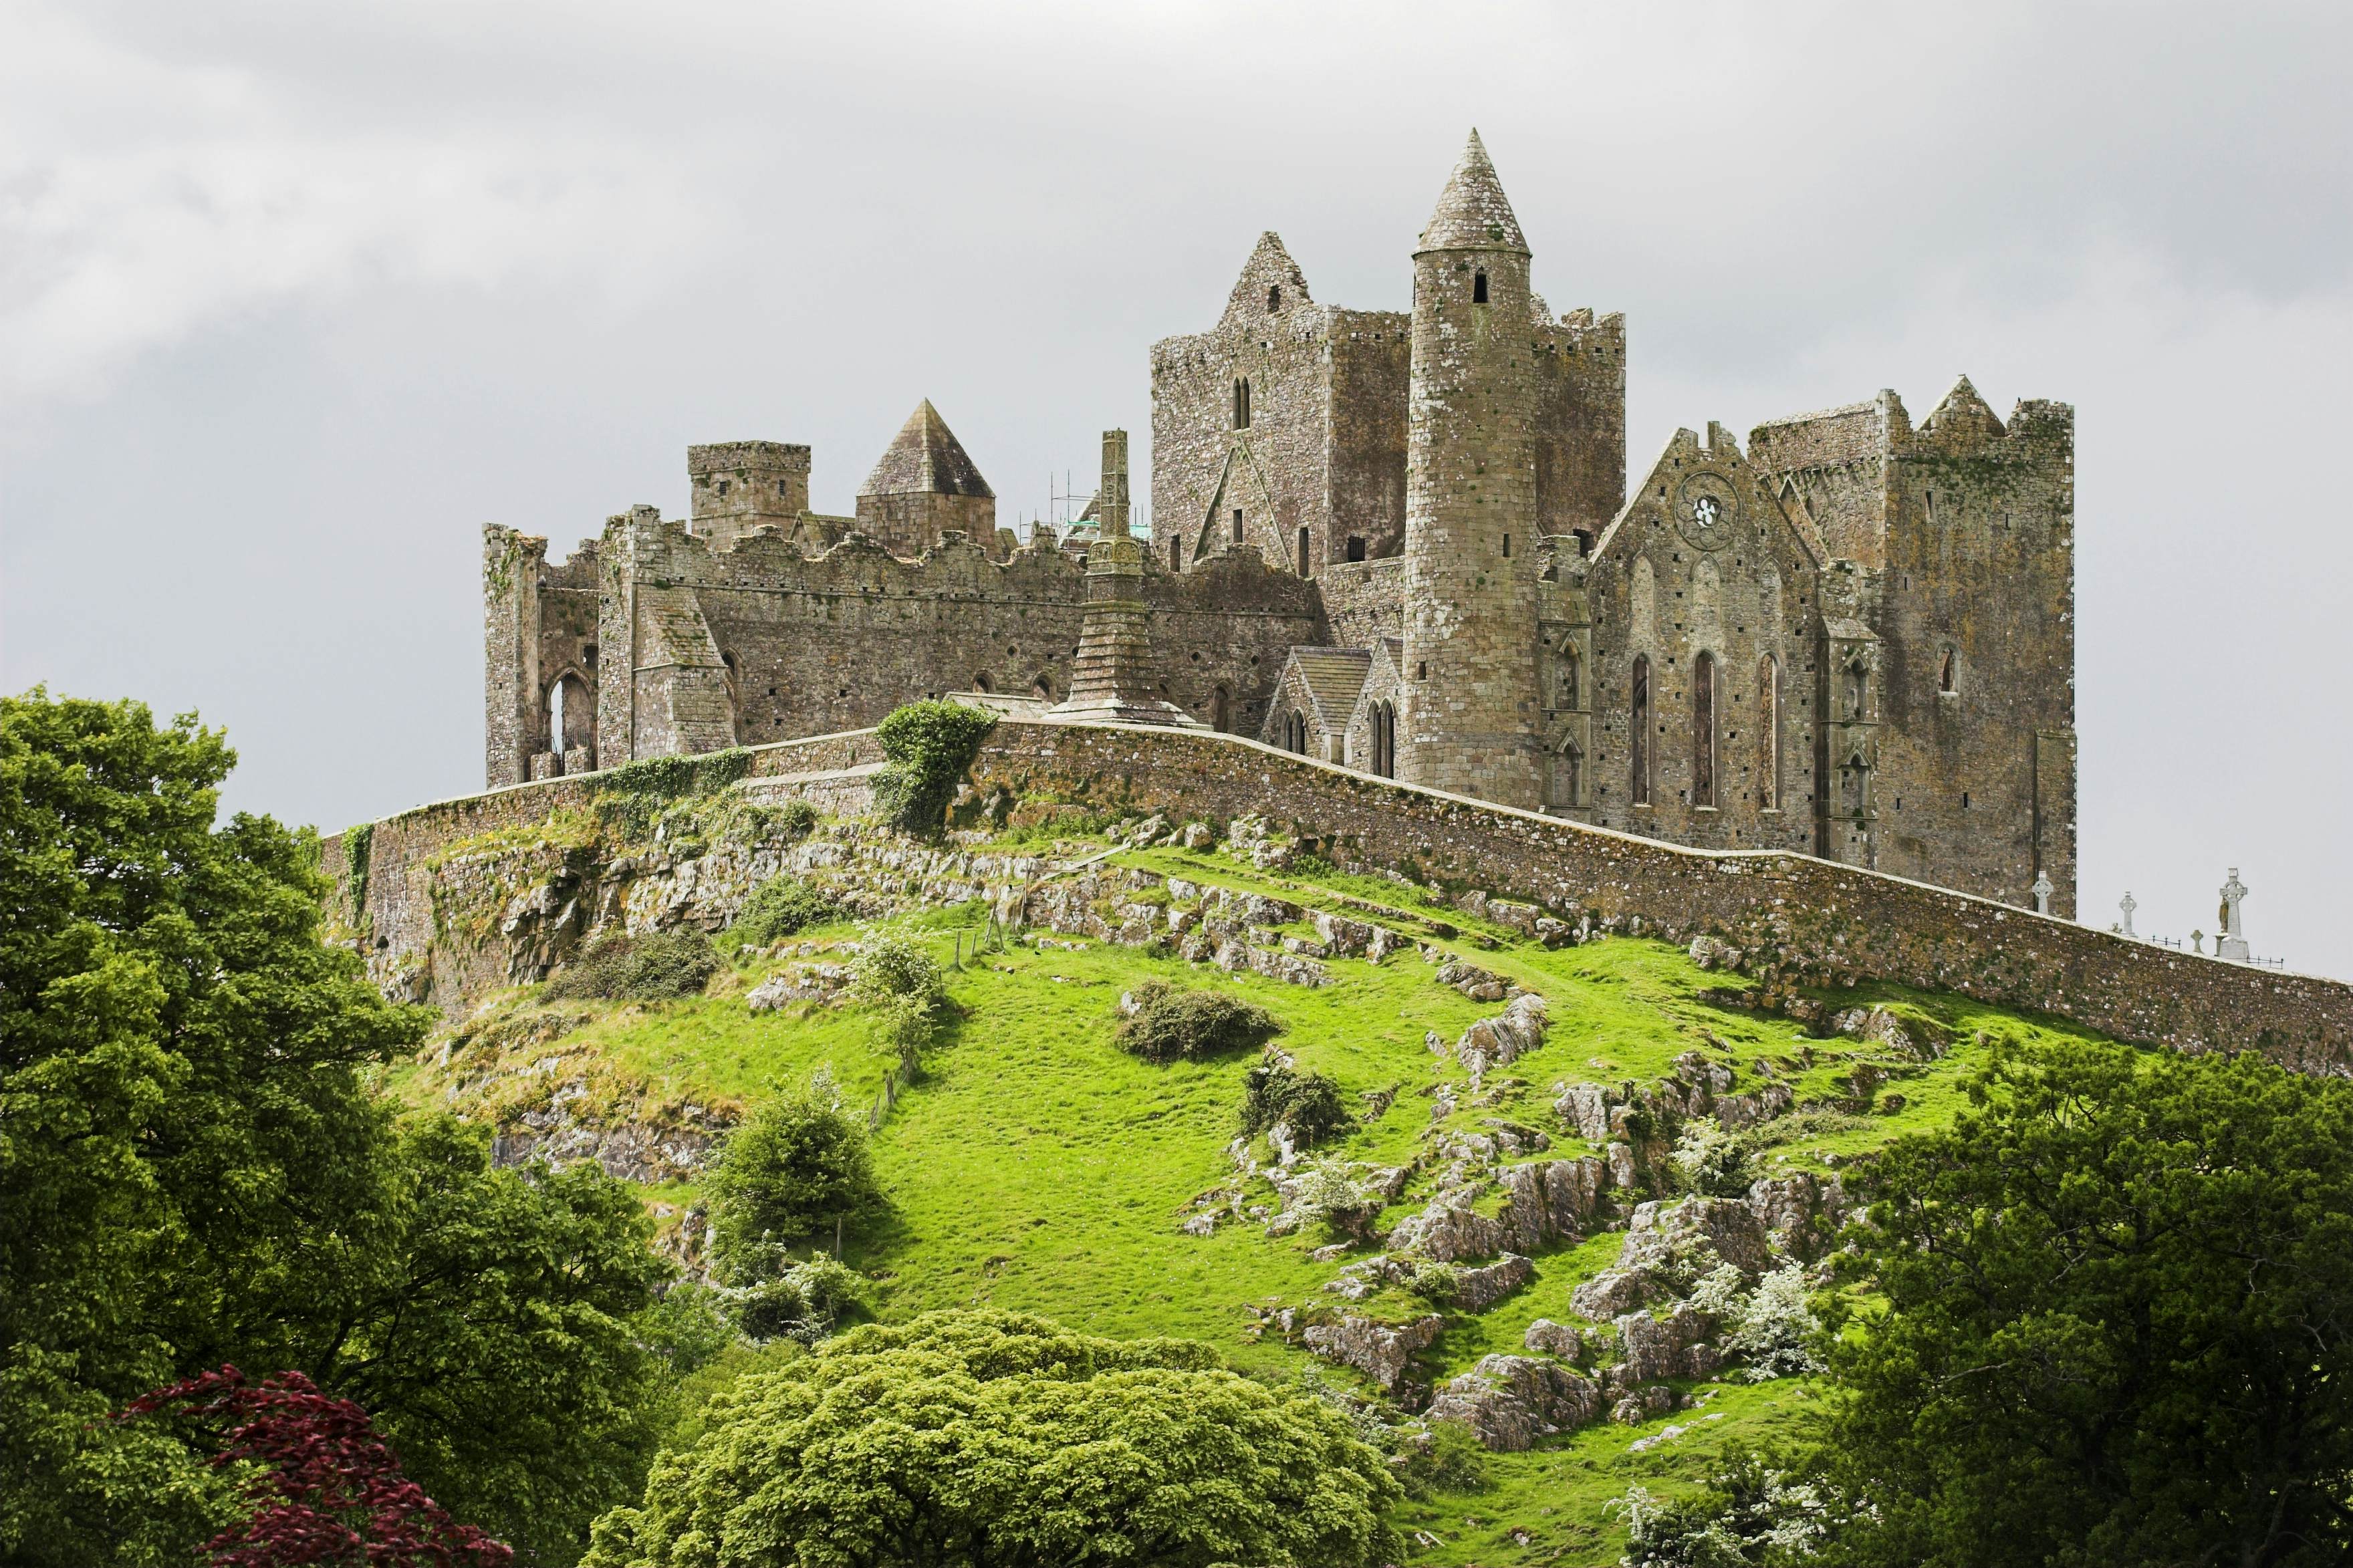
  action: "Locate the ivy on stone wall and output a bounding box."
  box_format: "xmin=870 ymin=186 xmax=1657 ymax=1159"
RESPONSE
xmin=872 ymin=701 xmax=997 ymax=838
xmin=343 ymin=822 xmax=374 ymax=917
xmin=588 ymin=749 xmax=754 ymax=839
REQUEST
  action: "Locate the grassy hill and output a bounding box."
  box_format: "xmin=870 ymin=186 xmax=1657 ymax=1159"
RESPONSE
xmin=393 ymin=819 xmax=2109 ymax=1565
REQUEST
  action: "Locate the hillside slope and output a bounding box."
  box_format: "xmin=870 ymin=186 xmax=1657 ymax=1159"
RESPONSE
xmin=396 ymin=810 xmax=2108 ymax=1565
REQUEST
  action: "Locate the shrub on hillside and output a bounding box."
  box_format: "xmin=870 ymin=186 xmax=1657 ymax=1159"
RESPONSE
xmin=545 ymin=929 xmax=720 ymax=1002
xmin=706 ymin=1088 xmax=881 ymax=1262
xmin=1400 ymin=1418 xmax=1492 ymax=1500
xmin=1116 ymin=982 xmax=1282 ymax=1064
xmin=726 ymin=878 xmax=836 ymax=950
xmin=1240 ymin=1061 xmax=1354 ymax=1149
xmin=848 ymin=934 xmax=945 ymax=1011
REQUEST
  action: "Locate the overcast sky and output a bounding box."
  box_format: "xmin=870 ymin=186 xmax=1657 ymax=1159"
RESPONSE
xmin=4 ymin=0 xmax=2349 ymax=974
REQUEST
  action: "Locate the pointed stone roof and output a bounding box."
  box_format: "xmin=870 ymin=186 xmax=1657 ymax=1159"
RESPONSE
xmin=859 ymin=400 xmax=995 ymax=501
xmin=1418 ymin=130 xmax=1528 ymax=256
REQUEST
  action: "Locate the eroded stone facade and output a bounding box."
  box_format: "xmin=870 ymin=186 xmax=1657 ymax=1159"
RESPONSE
xmin=483 ymin=130 xmax=2076 ymax=915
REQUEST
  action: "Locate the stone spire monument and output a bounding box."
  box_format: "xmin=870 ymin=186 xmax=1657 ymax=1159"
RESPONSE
xmin=1051 ymin=431 xmax=1201 ymax=727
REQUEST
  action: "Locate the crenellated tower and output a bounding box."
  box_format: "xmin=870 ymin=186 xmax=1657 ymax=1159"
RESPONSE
xmin=1398 ymin=130 xmax=1545 ymax=808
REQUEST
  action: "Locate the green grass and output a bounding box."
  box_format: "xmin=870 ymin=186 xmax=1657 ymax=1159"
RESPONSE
xmin=400 ymin=831 xmax=2114 ymax=1563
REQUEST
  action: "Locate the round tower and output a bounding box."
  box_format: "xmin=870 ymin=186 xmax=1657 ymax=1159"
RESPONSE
xmin=1398 ymin=130 xmax=1543 ymax=808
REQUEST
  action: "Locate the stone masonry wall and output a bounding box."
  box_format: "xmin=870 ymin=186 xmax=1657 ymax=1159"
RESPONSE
xmin=337 ymin=719 xmax=2353 ymax=1069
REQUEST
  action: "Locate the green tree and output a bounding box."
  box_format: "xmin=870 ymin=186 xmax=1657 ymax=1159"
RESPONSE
xmin=0 ymin=692 xmax=668 ymax=1566
xmin=582 ymin=1309 xmax=1400 ymax=1568
xmin=705 ymin=1089 xmax=881 ymax=1267
xmin=870 ymin=700 xmax=995 ymax=837
xmin=1817 ymin=1038 xmax=2353 ymax=1568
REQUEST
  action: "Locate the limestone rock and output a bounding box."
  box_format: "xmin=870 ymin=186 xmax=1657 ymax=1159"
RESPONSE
xmin=1556 ymin=1081 xmax=1612 ymax=1144
xmin=1386 ymin=1199 xmax=1506 ymax=1263
xmin=1523 ymin=1318 xmax=1583 ymax=1361
xmin=1303 ymin=1313 xmax=1443 ymax=1390
xmin=1610 ymin=1385 xmax=1678 ymax=1426
xmin=1619 ymin=1196 xmax=1774 ymax=1279
xmin=1605 ymin=1140 xmax=1638 ymax=1190
xmin=746 ymin=963 xmax=850 ymax=1012
xmin=1614 ymin=1303 xmax=1717 ymax=1383
xmin=1570 ymin=1267 xmax=1656 ymax=1321
xmin=1496 ymin=1157 xmax=1608 ymax=1252
xmin=1451 ymin=1253 xmax=1535 ymax=1311
xmin=1425 ymin=1354 xmax=1602 ymax=1452
xmin=1745 ymin=1172 xmax=1849 ymax=1254
xmin=1454 ymin=993 xmax=1548 ymax=1083
xmin=1437 ymin=959 xmax=1510 ymax=1003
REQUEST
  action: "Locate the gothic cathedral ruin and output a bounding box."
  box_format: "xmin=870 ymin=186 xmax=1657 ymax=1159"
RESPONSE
xmin=484 ymin=132 xmax=2076 ymax=916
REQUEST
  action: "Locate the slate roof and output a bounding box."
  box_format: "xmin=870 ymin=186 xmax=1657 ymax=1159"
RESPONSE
xmin=1284 ymin=646 xmax=1375 ymax=731
xmin=860 ymin=400 xmax=995 ymax=500
xmin=1418 ymin=129 xmax=1528 ymax=255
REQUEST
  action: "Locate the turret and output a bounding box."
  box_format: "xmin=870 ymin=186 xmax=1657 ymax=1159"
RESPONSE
xmin=1398 ymin=130 xmax=1544 ymax=807
xmin=689 ymin=441 xmax=810 ymax=550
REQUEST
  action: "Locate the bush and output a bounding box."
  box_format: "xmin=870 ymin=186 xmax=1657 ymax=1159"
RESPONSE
xmin=1400 ymin=1419 xmax=1491 ymax=1500
xmin=1116 ymin=982 xmax=1283 ymax=1065
xmin=1241 ymin=1061 xmax=1355 ymax=1148
xmin=872 ymin=700 xmax=997 ymax=837
xmin=706 ymin=1089 xmax=881 ymax=1263
xmin=1291 ymin=1154 xmax=1383 ymax=1238
xmin=717 ymin=1252 xmax=868 ymax=1344
xmin=727 ymin=877 xmax=836 ymax=949
xmin=1670 ymin=1116 xmax=1750 ymax=1196
xmin=849 ymin=934 xmax=945 ymax=1011
xmin=544 ymin=928 xmax=721 ymax=1002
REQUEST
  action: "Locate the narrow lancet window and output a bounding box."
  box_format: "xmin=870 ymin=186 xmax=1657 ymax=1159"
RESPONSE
xmin=1758 ymin=654 xmax=1781 ymax=809
xmin=1473 ymin=269 xmax=1489 ymax=304
xmin=1631 ymin=654 xmax=1652 ymax=806
xmin=1693 ymin=652 xmax=1717 ymax=807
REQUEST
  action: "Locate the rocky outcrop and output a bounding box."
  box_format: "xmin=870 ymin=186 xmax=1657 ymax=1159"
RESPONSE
xmin=1426 ymin=1355 xmax=1603 ymax=1451
xmin=1570 ymin=1267 xmax=1657 ymax=1321
xmin=1523 ymin=1318 xmax=1583 ymax=1361
xmin=1451 ymin=1254 xmax=1534 ymax=1311
xmin=491 ymin=1089 xmax=733 ymax=1185
xmin=1496 ymin=1157 xmax=1609 ymax=1252
xmin=745 ymin=962 xmax=850 ymax=1012
xmin=1744 ymin=1172 xmax=1850 ymax=1254
xmin=1556 ymin=1082 xmax=1611 ymax=1144
xmin=1386 ymin=1200 xmax=1506 ymax=1263
xmin=1453 ymin=993 xmax=1547 ymax=1083
xmin=1618 ymin=1196 xmax=1773 ymax=1279
xmin=1304 ymin=1313 xmax=1443 ymax=1391
xmin=1612 ymin=1304 xmax=1719 ymax=1384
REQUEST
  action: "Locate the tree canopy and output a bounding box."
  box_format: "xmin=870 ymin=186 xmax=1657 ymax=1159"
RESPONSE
xmin=1818 ymin=1037 xmax=2353 ymax=1568
xmin=584 ymin=1309 xmax=1402 ymax=1568
xmin=0 ymin=690 xmax=667 ymax=1566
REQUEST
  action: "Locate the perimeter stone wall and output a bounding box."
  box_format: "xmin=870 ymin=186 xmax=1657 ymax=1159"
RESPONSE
xmin=336 ymin=719 xmax=2353 ymax=1069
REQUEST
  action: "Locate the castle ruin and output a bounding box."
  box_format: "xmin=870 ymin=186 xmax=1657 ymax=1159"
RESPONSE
xmin=484 ymin=131 xmax=2076 ymax=916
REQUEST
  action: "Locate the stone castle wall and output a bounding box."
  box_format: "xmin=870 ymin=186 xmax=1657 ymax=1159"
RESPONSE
xmin=334 ymin=719 xmax=2353 ymax=1070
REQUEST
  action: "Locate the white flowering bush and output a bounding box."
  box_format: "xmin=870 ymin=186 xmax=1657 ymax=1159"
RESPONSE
xmin=1684 ymin=1263 xmax=1822 ymax=1382
xmin=1669 ymin=1116 xmax=1750 ymax=1196
xmin=1614 ymin=1454 xmax=1853 ymax=1565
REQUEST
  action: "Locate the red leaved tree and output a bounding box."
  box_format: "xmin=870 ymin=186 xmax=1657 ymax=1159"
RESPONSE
xmin=120 ymin=1366 xmax=512 ymax=1567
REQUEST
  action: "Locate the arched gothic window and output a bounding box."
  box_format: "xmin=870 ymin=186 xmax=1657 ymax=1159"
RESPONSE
xmin=1473 ymin=269 xmax=1489 ymax=304
xmin=1211 ymin=685 xmax=1231 ymax=733
xmin=1757 ymin=654 xmax=1781 ymax=810
xmin=1233 ymin=378 xmax=1251 ymax=430
xmin=1369 ymin=701 xmax=1397 ymax=778
xmin=1283 ymin=710 xmax=1308 ymax=755
xmin=1560 ymin=646 xmax=1580 ymax=710
xmin=1631 ymin=654 xmax=1652 ymax=806
xmin=1938 ymin=647 xmax=1957 ymax=694
xmin=1692 ymin=652 xmax=1717 ymax=807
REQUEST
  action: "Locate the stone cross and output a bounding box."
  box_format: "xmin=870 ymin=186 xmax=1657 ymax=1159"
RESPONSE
xmin=2216 ymin=868 xmax=2251 ymax=961
xmin=2117 ymin=891 xmax=2137 ymax=938
xmin=2191 ymin=929 xmax=2205 ymax=955
xmin=2031 ymin=871 xmax=2054 ymax=916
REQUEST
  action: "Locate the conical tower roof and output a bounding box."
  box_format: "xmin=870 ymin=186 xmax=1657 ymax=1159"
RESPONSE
xmin=859 ymin=399 xmax=995 ymax=499
xmin=1417 ymin=129 xmax=1528 ymax=256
